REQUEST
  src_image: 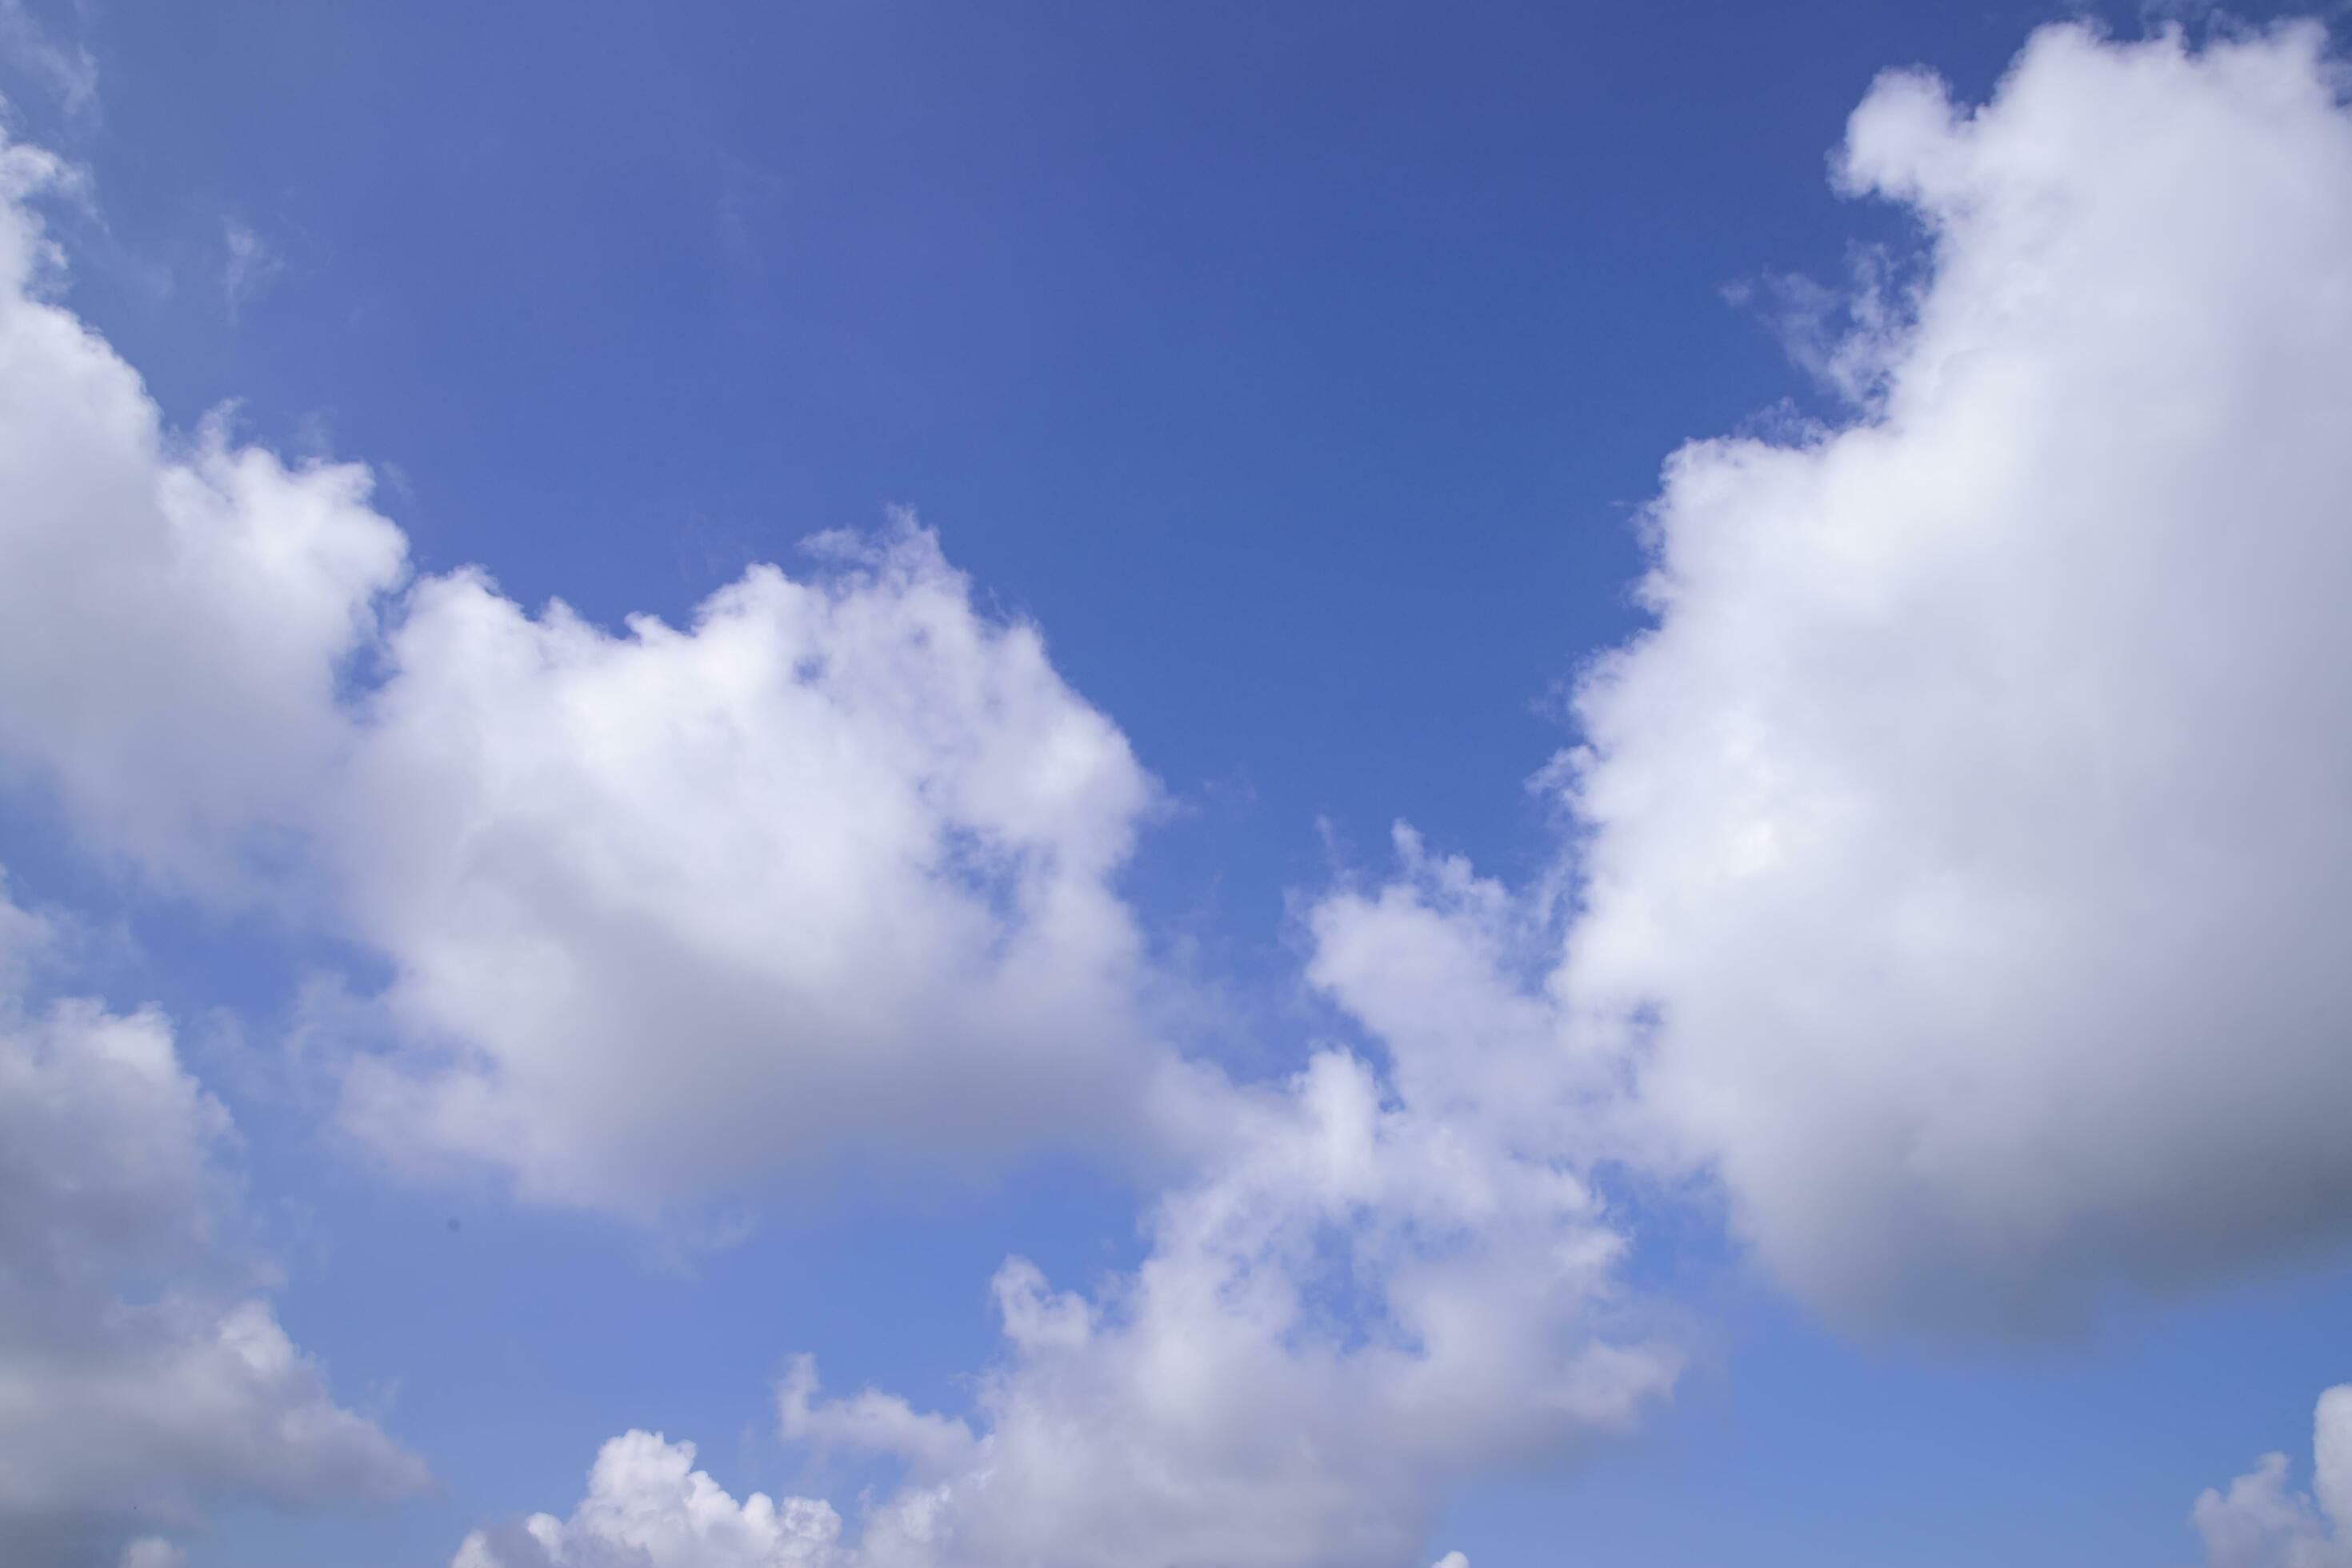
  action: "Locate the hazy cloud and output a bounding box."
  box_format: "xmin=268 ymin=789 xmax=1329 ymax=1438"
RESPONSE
xmin=0 ymin=1 xmax=95 ymax=117
xmin=0 ymin=884 xmax=426 ymax=1566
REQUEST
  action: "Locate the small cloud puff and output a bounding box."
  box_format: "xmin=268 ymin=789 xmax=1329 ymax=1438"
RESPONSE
xmin=2193 ymin=1386 xmax=2352 ymax=1568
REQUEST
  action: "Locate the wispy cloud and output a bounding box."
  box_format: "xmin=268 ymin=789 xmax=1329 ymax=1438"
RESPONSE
xmin=222 ymin=219 xmax=283 ymax=320
xmin=0 ymin=0 xmax=94 ymax=117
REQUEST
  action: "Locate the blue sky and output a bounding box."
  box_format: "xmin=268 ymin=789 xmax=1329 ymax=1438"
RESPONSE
xmin=4 ymin=3 xmax=2352 ymax=1566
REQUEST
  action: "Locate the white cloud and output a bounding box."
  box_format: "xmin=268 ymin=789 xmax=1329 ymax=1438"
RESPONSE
xmin=761 ymin=904 xmax=1669 ymax=1567
xmin=450 ymin=1432 xmax=841 ymax=1568
xmin=330 ymin=523 xmax=1167 ymax=1213
xmin=460 ymin=841 xmax=1671 ymax=1567
xmin=0 ymin=134 xmax=407 ymax=900
xmin=1548 ymin=22 xmax=2352 ymax=1330
xmin=0 ymin=885 xmax=426 ymax=1567
xmin=0 ymin=122 xmax=1172 ymax=1216
xmin=2192 ymin=1386 xmax=2352 ymax=1568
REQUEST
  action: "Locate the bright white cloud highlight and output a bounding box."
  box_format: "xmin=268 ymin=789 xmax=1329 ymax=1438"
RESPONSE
xmin=0 ymin=124 xmax=1166 ymax=1215
xmin=1552 ymin=22 xmax=2352 ymax=1329
xmin=0 ymin=882 xmax=426 ymax=1567
xmin=333 ymin=526 xmax=1162 ymax=1212
xmin=450 ymin=1432 xmax=842 ymax=1568
xmin=2194 ymin=1386 xmax=2352 ymax=1568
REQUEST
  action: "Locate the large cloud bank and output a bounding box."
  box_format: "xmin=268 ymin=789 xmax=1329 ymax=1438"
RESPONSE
xmin=0 ymin=126 xmax=1166 ymax=1215
xmin=0 ymin=881 xmax=426 ymax=1566
xmin=1551 ymin=21 xmax=2352 ymax=1330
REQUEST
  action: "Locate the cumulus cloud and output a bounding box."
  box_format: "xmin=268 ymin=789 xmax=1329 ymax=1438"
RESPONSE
xmin=450 ymin=1432 xmax=841 ymax=1568
xmin=458 ymin=840 xmax=1673 ymax=1567
xmin=0 ymin=134 xmax=406 ymax=899
xmin=0 ymin=122 xmax=1170 ymax=1214
xmin=1546 ymin=21 xmax=2352 ymax=1330
xmin=2192 ymin=1386 xmax=2352 ymax=1568
xmin=330 ymin=524 xmax=1164 ymax=1212
xmin=0 ymin=883 xmax=426 ymax=1566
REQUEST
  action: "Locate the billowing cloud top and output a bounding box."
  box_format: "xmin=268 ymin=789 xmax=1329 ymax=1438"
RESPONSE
xmin=1559 ymin=21 xmax=2352 ymax=1330
xmin=334 ymin=524 xmax=1165 ymax=1211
